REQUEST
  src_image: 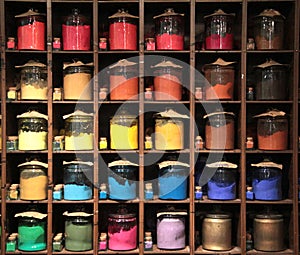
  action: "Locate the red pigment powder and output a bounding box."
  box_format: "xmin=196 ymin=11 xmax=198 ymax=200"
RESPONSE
xmin=109 ymin=22 xmax=137 ymax=50
xmin=205 ymin=33 xmax=233 ymax=50
xmin=156 ymin=34 xmax=184 ymax=50
xmin=205 ymin=82 xmax=234 ymax=100
xmin=258 ymin=130 xmax=288 ymax=150
xmin=154 ymin=74 xmax=182 ymax=100
xmin=17 ymin=21 xmax=45 ymax=50
xmin=62 ymin=24 xmax=91 ymax=50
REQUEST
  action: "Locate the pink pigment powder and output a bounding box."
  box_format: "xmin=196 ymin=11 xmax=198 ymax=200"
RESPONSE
xmin=108 ymin=225 xmax=137 ymax=251
xmin=205 ymin=33 xmax=233 ymax=50
xmin=156 ymin=34 xmax=184 ymax=50
xmin=17 ymin=21 xmax=45 ymax=50
xmin=62 ymin=24 xmax=91 ymax=50
xmin=109 ymin=22 xmax=137 ymax=50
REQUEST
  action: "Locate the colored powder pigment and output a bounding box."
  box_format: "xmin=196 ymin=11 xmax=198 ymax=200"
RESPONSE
xmin=156 ymin=34 xmax=184 ymax=50
xmin=20 ymin=175 xmax=47 ymax=200
xmin=62 ymin=24 xmax=91 ymax=50
xmin=64 ymin=73 xmax=92 ymax=100
xmin=21 ymin=83 xmax=48 ymax=100
xmin=65 ymin=221 xmax=93 ymax=251
xmin=108 ymin=176 xmax=136 ymax=200
xmin=157 ymin=218 xmax=185 ymax=249
xmin=18 ymin=225 xmax=46 ymax=251
xmin=205 ymin=121 xmax=234 ymax=150
xmin=110 ymin=123 xmax=138 ymax=150
xmin=64 ymin=184 xmax=92 ymax=200
xmin=110 ymin=76 xmax=138 ymax=100
xmin=252 ymin=176 xmax=282 ymax=200
xmin=154 ymin=75 xmax=182 ymax=100
xmin=18 ymin=131 xmax=47 ymax=150
xmin=109 ymin=22 xmax=137 ymax=50
xmin=158 ymin=175 xmax=187 ymax=200
xmin=207 ymin=181 xmax=236 ymax=200
xmin=205 ymin=82 xmax=234 ymax=100
xmin=205 ymin=33 xmax=233 ymax=50
xmin=257 ymin=130 xmax=288 ymax=150
xmin=108 ymin=225 xmax=137 ymax=250
xmin=65 ymin=133 xmax=94 ymax=150
xmin=17 ymin=22 xmax=45 ymax=50
xmin=155 ymin=121 xmax=183 ymax=150
xmin=255 ymin=35 xmax=282 ymax=50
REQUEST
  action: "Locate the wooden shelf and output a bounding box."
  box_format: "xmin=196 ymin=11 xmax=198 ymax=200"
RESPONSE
xmin=144 ymin=245 xmax=190 ymax=254
xmin=195 ymin=246 xmax=241 ymax=254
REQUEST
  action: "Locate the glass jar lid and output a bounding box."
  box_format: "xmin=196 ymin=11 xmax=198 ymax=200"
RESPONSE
xmin=63 ymin=60 xmax=93 ymax=70
xmin=63 ymin=110 xmax=93 ymax=120
xmin=109 ymin=9 xmax=138 ymax=19
xmin=108 ymin=159 xmax=138 ymax=168
xmin=109 ymin=207 xmax=136 ymax=219
xmin=63 ymin=160 xmax=93 ymax=167
xmin=251 ymin=159 xmax=282 ymax=170
xmin=158 ymin=160 xmax=189 ymax=169
xmin=253 ymin=109 xmax=286 ymax=119
xmin=153 ymin=8 xmax=184 ymax=19
xmin=15 ymin=9 xmax=45 ymax=18
xmin=205 ymin=213 xmax=231 ymax=219
xmin=18 ymin=160 xmax=48 ymax=169
xmin=15 ymin=60 xmax=46 ymax=69
xmin=151 ymin=59 xmax=182 ymax=69
xmin=111 ymin=109 xmax=137 ymax=121
xmin=155 ymin=108 xmax=189 ymax=119
xmin=203 ymin=58 xmax=236 ymax=70
xmin=206 ymin=161 xmax=238 ymax=169
xmin=17 ymin=110 xmax=48 ymax=120
xmin=15 ymin=211 xmax=47 ymax=219
xmin=254 ymin=9 xmax=285 ymax=19
xmin=255 ymin=213 xmax=283 ymax=219
xmin=204 ymin=9 xmax=235 ymax=19
xmin=203 ymin=111 xmax=235 ymax=119
xmin=63 ymin=211 xmax=93 ymax=217
xmin=157 ymin=209 xmax=187 ymax=218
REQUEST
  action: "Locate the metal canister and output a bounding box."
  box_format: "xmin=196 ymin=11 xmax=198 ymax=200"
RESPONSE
xmin=253 ymin=213 xmax=285 ymax=251
xmin=202 ymin=213 xmax=232 ymax=251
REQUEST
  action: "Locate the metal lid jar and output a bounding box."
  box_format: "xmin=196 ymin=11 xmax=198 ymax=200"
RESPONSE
xmin=251 ymin=160 xmax=282 ymax=200
xmin=253 ymin=212 xmax=285 ymax=251
xmin=204 ymin=9 xmax=235 ymax=50
xmin=63 ymin=61 xmax=93 ymax=100
xmin=18 ymin=160 xmax=48 ymax=200
xmin=63 ymin=211 xmax=93 ymax=251
xmin=108 ymin=159 xmax=138 ymax=200
xmin=63 ymin=160 xmax=93 ymax=200
xmin=16 ymin=60 xmax=47 ymax=100
xmin=254 ymin=109 xmax=288 ymax=150
xmin=157 ymin=210 xmax=187 ymax=250
xmin=152 ymin=59 xmax=183 ymax=101
xmin=63 ymin=110 xmax=94 ymax=151
xmin=202 ymin=212 xmax=232 ymax=251
xmin=17 ymin=110 xmax=48 ymax=150
xmin=204 ymin=111 xmax=235 ymax=150
xmin=110 ymin=109 xmax=138 ymax=150
xmin=62 ymin=8 xmax=90 ymax=50
xmin=206 ymin=161 xmax=237 ymax=200
xmin=108 ymin=207 xmax=137 ymax=251
xmin=158 ymin=160 xmax=189 ymax=200
xmin=15 ymin=9 xmax=46 ymax=51
xmin=203 ymin=58 xmax=236 ymax=100
xmin=109 ymin=9 xmax=138 ymax=50
xmin=15 ymin=211 xmax=47 ymax=251
xmin=253 ymin=9 xmax=285 ymax=50
xmin=154 ymin=8 xmax=184 ymax=50
xmin=108 ymin=59 xmax=138 ymax=100
xmin=254 ymin=59 xmax=288 ymax=100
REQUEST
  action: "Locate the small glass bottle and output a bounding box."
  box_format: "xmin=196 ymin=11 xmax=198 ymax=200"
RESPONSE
xmin=99 ymin=88 xmax=108 ymax=100
xmin=99 ymin=38 xmax=108 ymax=51
xmin=195 ymin=136 xmax=204 ymax=150
xmin=246 ymin=137 xmax=254 ymax=150
xmin=7 ymin=87 xmax=17 ymax=100
xmin=98 ymin=233 xmax=107 ymax=251
xmin=144 ymin=232 xmax=153 ymax=251
xmin=8 ymin=184 xmax=19 ymax=200
xmin=145 ymin=88 xmax=153 ymax=100
xmin=53 ymin=184 xmax=63 ymax=200
xmin=53 ymin=235 xmax=63 ymax=251
xmin=53 ymin=136 xmax=64 ymax=151
xmin=99 ymin=137 xmax=108 ymax=150
xmin=99 ymin=183 xmax=107 ymax=199
xmin=195 ymin=186 xmax=203 ymax=200
xmin=53 ymin=88 xmax=63 ymax=101
xmin=145 ymin=136 xmax=152 ymax=150
xmin=53 ymin=37 xmax=61 ymax=50
xmin=195 ymin=87 xmax=203 ymax=100
xmin=7 ymin=37 xmax=16 ymax=50
xmin=145 ymin=38 xmax=155 ymax=51
xmin=246 ymin=186 xmax=254 ymax=200
xmin=145 ymin=183 xmax=154 ymax=200
xmin=246 ymin=232 xmax=253 ymax=251
xmin=6 ymin=236 xmax=17 ymax=252
xmin=247 ymin=38 xmax=255 ymax=50
xmin=6 ymin=136 xmax=18 ymax=151
xmin=246 ymin=87 xmax=255 ymax=100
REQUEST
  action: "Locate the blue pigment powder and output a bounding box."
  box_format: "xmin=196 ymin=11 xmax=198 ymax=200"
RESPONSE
xmin=207 ymin=181 xmax=236 ymax=200
xmin=108 ymin=176 xmax=136 ymax=200
xmin=252 ymin=175 xmax=282 ymax=200
xmin=159 ymin=174 xmax=187 ymax=200
xmin=64 ymin=184 xmax=92 ymax=200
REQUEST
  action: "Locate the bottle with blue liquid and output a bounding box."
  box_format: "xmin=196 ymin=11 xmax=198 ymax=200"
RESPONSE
xmin=195 ymin=186 xmax=203 ymax=200
xmin=99 ymin=183 xmax=107 ymax=199
xmin=246 ymin=186 xmax=254 ymax=200
xmin=145 ymin=183 xmax=154 ymax=200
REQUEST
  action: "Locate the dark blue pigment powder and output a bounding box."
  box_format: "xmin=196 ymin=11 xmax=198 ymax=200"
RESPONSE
xmin=207 ymin=181 xmax=236 ymax=200
xmin=252 ymin=175 xmax=282 ymax=200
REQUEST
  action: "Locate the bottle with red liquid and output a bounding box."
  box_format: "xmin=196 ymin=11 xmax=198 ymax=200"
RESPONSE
xmin=62 ymin=9 xmax=91 ymax=51
xmin=204 ymin=9 xmax=235 ymax=50
xmin=153 ymin=8 xmax=185 ymax=50
xmin=15 ymin=9 xmax=46 ymax=51
xmin=109 ymin=9 xmax=138 ymax=50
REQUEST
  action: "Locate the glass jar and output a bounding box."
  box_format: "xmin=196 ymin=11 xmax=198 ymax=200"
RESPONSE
xmin=15 ymin=9 xmax=45 ymax=51
xmin=253 ymin=9 xmax=285 ymax=50
xmin=20 ymin=66 xmax=47 ymax=100
xmin=62 ymin=9 xmax=91 ymax=50
xmin=204 ymin=112 xmax=235 ymax=150
xmin=108 ymin=59 xmax=138 ymax=100
xmin=108 ymin=210 xmax=137 ymax=251
xmin=63 ymin=162 xmax=93 ymax=200
xmin=64 ymin=214 xmax=93 ymax=251
xmin=63 ymin=66 xmax=93 ymax=100
xmin=64 ymin=115 xmax=94 ymax=150
xmin=254 ymin=60 xmax=288 ymax=100
xmin=19 ymin=162 xmax=48 ymax=200
xmin=110 ymin=109 xmax=138 ymax=150
xmin=154 ymin=8 xmax=185 ymax=50
xmin=204 ymin=9 xmax=235 ymax=50
xmin=109 ymin=9 xmax=138 ymax=50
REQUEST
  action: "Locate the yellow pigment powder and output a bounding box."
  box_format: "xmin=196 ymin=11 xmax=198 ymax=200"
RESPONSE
xmin=110 ymin=123 xmax=138 ymax=150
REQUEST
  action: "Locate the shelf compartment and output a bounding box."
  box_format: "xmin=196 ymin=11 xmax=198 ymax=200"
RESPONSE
xmin=246 ymin=249 xmax=294 ymax=254
xmin=195 ymin=197 xmax=241 ymax=204
xmin=6 ymin=199 xmax=49 ymax=204
xmin=246 ymin=199 xmax=293 ymax=204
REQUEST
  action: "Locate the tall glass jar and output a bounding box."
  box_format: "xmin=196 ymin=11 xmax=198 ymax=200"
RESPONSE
xmin=253 ymin=9 xmax=285 ymax=50
xmin=109 ymin=9 xmax=138 ymax=50
xmin=62 ymin=9 xmax=91 ymax=50
xmin=15 ymin=9 xmax=46 ymax=51
xmin=154 ymin=8 xmax=185 ymax=50
xmin=18 ymin=160 xmax=48 ymax=200
xmin=204 ymin=9 xmax=235 ymax=50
